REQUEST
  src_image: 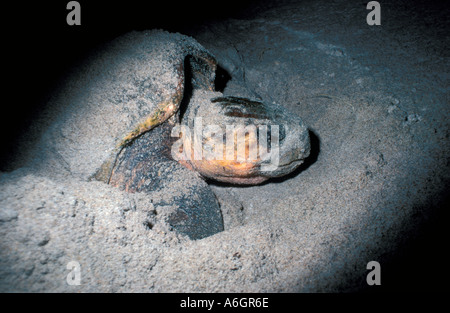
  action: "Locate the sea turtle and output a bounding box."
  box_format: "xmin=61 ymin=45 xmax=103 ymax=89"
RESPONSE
xmin=25 ymin=30 xmax=310 ymax=239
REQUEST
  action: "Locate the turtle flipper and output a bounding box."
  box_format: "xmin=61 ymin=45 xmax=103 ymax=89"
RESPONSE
xmin=109 ymin=121 xmax=223 ymax=240
xmin=117 ymin=62 xmax=185 ymax=148
xmin=117 ymin=49 xmax=217 ymax=149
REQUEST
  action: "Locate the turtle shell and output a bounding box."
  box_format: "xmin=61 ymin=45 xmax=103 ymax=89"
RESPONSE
xmin=28 ymin=30 xmax=217 ymax=182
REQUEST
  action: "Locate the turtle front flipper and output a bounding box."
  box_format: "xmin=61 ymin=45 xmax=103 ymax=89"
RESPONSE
xmin=109 ymin=120 xmax=223 ymax=240
xmin=117 ymin=46 xmax=217 ymax=149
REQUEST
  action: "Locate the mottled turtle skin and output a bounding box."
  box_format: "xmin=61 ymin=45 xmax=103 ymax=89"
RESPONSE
xmin=179 ymin=91 xmax=310 ymax=184
xmin=30 ymin=30 xmax=310 ymax=239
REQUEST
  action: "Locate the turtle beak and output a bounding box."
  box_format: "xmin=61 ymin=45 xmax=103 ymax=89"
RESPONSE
xmin=260 ymin=122 xmax=311 ymax=177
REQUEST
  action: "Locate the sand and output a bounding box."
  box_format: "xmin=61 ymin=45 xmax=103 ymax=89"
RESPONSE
xmin=1 ymin=0 xmax=448 ymax=292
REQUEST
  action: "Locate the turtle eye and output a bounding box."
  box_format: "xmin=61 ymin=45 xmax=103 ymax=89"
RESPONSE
xmin=211 ymin=97 xmax=269 ymax=120
xmin=223 ymin=106 xmax=262 ymax=119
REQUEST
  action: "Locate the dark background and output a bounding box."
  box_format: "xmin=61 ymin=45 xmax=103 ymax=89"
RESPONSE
xmin=2 ymin=0 xmax=448 ymax=292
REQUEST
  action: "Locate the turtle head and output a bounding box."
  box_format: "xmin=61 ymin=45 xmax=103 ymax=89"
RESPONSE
xmin=175 ymin=93 xmax=311 ymax=185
